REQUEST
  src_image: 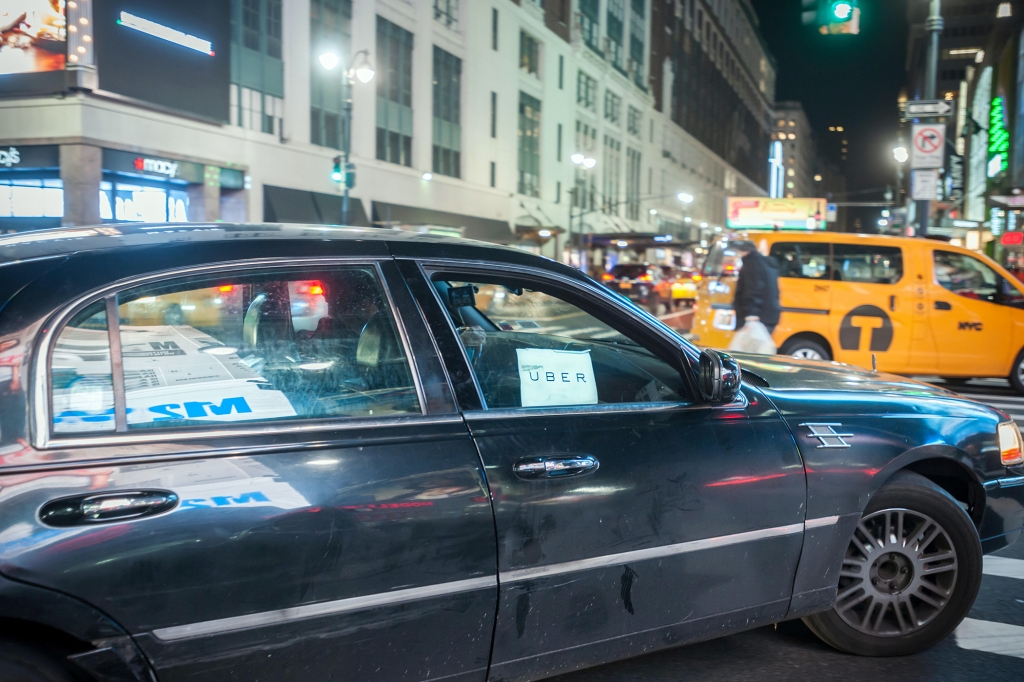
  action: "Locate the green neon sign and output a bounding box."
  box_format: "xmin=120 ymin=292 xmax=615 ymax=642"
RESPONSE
xmin=988 ymin=95 xmax=1009 ymax=178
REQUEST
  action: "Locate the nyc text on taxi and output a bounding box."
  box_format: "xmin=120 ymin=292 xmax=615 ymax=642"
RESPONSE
xmin=0 ymin=224 xmax=1021 ymax=682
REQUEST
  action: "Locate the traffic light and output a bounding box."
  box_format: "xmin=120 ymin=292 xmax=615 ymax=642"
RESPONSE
xmin=802 ymin=0 xmax=860 ymax=35
xmin=344 ymin=162 xmax=356 ymax=189
xmin=331 ymin=156 xmax=342 ymax=183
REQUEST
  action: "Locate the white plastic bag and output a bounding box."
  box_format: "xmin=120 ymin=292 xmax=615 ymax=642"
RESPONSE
xmin=727 ymin=317 xmax=777 ymax=355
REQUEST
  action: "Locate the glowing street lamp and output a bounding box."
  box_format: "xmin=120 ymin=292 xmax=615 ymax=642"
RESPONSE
xmin=677 ymin=192 xmax=694 ymax=203
xmin=893 ymin=146 xmax=909 ymax=164
xmin=319 ymin=52 xmax=340 ymax=70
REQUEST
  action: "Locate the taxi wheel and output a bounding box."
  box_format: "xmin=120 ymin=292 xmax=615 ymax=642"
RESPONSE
xmin=779 ymin=338 xmax=831 ymax=361
xmin=1009 ymin=348 xmax=1024 ymax=395
xmin=803 ymin=472 xmax=982 ymax=657
xmin=0 ymin=638 xmax=87 ymax=682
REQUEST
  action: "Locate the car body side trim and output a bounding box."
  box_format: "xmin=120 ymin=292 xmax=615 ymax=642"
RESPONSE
xmin=151 ymin=575 xmax=498 ymax=642
xmin=804 ymin=515 xmax=841 ymax=529
xmin=501 ymin=522 xmax=807 ymax=583
xmin=983 ymin=476 xmax=1024 ymax=490
xmin=781 ymin=306 xmax=830 ymax=316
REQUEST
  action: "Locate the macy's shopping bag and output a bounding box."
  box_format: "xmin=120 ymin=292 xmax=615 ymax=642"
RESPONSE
xmin=727 ymin=317 xmax=777 ymax=355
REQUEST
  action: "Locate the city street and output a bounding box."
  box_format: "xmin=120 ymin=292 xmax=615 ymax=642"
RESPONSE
xmin=544 ymin=380 xmax=1024 ymax=682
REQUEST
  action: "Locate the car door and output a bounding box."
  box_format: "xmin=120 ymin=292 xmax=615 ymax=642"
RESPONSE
xmin=403 ymin=258 xmax=807 ymax=682
xmin=767 ymin=240 xmax=833 ymax=339
xmin=928 ymin=248 xmax=1014 ymax=376
xmin=829 ymin=242 xmax=914 ymax=373
xmin=0 ymin=255 xmax=496 ymax=682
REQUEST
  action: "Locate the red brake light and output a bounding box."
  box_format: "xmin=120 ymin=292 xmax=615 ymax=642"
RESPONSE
xmin=602 ymin=273 xmax=614 ymax=281
xmin=1002 ymin=232 xmax=1024 ymax=246
xmin=218 ymin=285 xmax=233 ymax=292
xmin=638 ymin=274 xmax=653 ymax=282
xmin=692 ymin=274 xmax=702 ymax=282
xmin=308 ymin=284 xmax=324 ymax=295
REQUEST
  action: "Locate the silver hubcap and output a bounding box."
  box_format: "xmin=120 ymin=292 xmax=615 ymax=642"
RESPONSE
xmin=834 ymin=508 xmax=958 ymax=637
xmin=1017 ymin=358 xmax=1024 ymax=386
xmin=791 ymin=348 xmax=823 ymax=360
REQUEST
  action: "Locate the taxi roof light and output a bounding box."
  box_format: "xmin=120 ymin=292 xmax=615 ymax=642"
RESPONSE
xmin=998 ymin=422 xmax=1023 ymax=466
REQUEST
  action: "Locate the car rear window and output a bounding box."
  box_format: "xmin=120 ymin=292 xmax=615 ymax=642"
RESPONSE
xmin=50 ymin=266 xmax=421 ymax=435
xmin=611 ymin=265 xmax=650 ymax=278
xmin=701 ymin=242 xmax=743 ymax=277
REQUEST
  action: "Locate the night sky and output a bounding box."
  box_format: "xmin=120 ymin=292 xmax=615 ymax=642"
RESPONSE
xmin=749 ymin=0 xmax=909 ymax=201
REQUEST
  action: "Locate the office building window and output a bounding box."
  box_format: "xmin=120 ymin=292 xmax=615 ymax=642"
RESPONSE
xmin=625 ymin=147 xmax=641 ymax=220
xmin=627 ymin=106 xmax=641 ymax=136
xmin=602 ymin=135 xmax=621 ymax=215
xmin=266 ymin=0 xmax=282 ymax=58
xmin=518 ymin=92 xmax=541 ymax=197
xmin=492 ymin=8 xmax=498 ymax=50
xmin=607 ymin=0 xmax=625 ymax=72
xmin=577 ymin=71 xmax=597 ymax=110
xmin=629 ymin=0 xmax=645 ymax=88
xmin=490 ymin=161 xmax=496 ymax=187
xmin=376 ymin=16 xmax=414 ymax=167
xmin=520 ymin=32 xmax=539 ymax=76
xmin=434 ymin=0 xmax=457 ymax=29
xmin=432 ymin=46 xmax=462 ymax=178
xmin=580 ymin=0 xmax=600 ymax=54
xmin=233 ymin=0 xmax=285 ymax=135
xmin=309 ymin=0 xmax=351 ymax=149
xmin=557 ymin=123 xmax=562 ymax=162
xmin=243 ymin=0 xmax=260 ymax=50
xmin=559 ymin=55 xmax=564 ymax=89
xmin=490 ymin=92 xmax=497 ymax=138
xmin=604 ymin=90 xmax=621 ymax=124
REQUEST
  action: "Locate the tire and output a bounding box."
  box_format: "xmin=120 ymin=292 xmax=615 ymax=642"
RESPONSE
xmin=940 ymin=377 xmax=971 ymax=386
xmin=779 ymin=337 xmax=831 ymax=361
xmin=0 ymin=638 xmax=86 ymax=682
xmin=803 ymin=471 xmax=982 ymax=657
xmin=1009 ymin=347 xmax=1024 ymax=395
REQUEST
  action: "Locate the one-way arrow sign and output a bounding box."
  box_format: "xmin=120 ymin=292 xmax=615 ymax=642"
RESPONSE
xmin=905 ymin=100 xmax=954 ymax=118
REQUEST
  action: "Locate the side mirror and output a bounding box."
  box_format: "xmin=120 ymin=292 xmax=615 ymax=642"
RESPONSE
xmin=698 ymin=349 xmax=742 ymax=404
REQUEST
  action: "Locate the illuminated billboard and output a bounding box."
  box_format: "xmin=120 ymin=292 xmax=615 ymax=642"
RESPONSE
xmin=0 ymin=1 xmax=66 ymax=75
xmin=726 ymin=197 xmax=827 ymax=230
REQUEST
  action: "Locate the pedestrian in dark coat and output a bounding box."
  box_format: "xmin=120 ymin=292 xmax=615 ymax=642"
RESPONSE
xmin=732 ymin=241 xmax=780 ymax=333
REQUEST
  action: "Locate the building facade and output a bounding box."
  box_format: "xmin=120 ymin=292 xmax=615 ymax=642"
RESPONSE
xmin=0 ymin=0 xmax=772 ymax=263
xmin=770 ymin=101 xmax=814 ymax=199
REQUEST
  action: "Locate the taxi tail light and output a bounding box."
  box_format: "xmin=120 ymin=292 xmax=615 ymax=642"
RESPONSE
xmin=308 ymin=283 xmax=325 ymax=295
xmin=218 ymin=285 xmax=233 ymax=292
xmin=638 ymin=274 xmax=653 ymax=282
xmin=601 ymin=273 xmax=614 ymax=281
xmin=692 ymin=274 xmax=702 ymax=282
xmin=998 ymin=422 xmax=1024 ymax=466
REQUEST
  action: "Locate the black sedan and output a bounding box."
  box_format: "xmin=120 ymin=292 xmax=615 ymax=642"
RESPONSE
xmin=0 ymin=224 xmax=1021 ymax=682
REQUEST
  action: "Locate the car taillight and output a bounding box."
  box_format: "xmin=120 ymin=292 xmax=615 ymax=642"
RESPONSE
xmin=638 ymin=274 xmax=653 ymax=282
xmin=308 ymin=284 xmax=324 ymax=295
xmin=218 ymin=285 xmax=233 ymax=292
xmin=602 ymin=273 xmax=614 ymax=281
xmin=998 ymin=422 xmax=1024 ymax=465
xmin=692 ymin=274 xmax=702 ymax=282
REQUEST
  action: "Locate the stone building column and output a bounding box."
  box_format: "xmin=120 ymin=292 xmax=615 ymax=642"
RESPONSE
xmin=59 ymin=145 xmax=102 ymax=226
xmin=188 ymin=166 xmax=222 ymax=222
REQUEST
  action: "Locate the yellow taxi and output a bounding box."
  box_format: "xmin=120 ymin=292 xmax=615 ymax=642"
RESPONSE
xmin=690 ymin=231 xmax=1024 ymax=393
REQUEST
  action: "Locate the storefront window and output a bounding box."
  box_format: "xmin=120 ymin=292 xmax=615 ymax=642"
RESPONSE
xmin=0 ymin=179 xmax=64 ymax=218
xmin=99 ymin=182 xmax=189 ymax=223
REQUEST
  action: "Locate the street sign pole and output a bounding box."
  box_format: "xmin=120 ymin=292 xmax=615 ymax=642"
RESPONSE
xmin=916 ymin=0 xmax=944 ymax=237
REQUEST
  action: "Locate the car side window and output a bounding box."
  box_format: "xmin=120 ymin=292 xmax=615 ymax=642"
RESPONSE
xmin=832 ymin=244 xmax=903 ymax=284
xmin=432 ymin=275 xmax=691 ymax=410
xmin=769 ymin=242 xmax=831 ymax=279
xmin=52 ymin=301 xmax=114 ymax=434
xmin=934 ymin=251 xmax=999 ymax=303
xmin=49 ymin=266 xmax=421 ymax=435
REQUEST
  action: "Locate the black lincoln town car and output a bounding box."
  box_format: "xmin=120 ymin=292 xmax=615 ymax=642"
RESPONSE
xmin=0 ymin=224 xmax=1021 ymax=682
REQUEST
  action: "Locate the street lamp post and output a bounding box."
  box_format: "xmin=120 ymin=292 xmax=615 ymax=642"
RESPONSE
xmin=320 ymin=48 xmax=374 ymax=225
xmin=893 ymin=145 xmax=908 ymax=228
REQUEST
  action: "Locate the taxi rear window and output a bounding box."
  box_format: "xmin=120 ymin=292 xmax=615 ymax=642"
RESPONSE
xmin=701 ymin=242 xmax=742 ymax=277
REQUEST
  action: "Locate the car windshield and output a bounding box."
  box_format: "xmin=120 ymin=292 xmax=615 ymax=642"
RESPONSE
xmin=610 ymin=265 xmax=651 ymax=279
xmin=702 ymin=242 xmax=743 ymax=278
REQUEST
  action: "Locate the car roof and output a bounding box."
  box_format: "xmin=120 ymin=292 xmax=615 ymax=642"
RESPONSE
xmin=0 ymin=222 xmax=521 ymax=265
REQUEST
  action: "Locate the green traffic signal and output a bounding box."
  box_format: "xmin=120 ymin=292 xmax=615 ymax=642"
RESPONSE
xmin=832 ymin=1 xmax=853 ymax=21
xmin=331 ymin=156 xmax=342 ymax=183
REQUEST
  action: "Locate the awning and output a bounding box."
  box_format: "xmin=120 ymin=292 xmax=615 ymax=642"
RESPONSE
xmin=372 ymin=201 xmax=513 ymax=243
xmin=263 ymin=185 xmax=371 ymax=227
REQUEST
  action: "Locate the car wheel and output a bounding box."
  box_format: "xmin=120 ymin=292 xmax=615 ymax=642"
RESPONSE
xmin=803 ymin=471 xmax=982 ymax=657
xmin=940 ymin=377 xmax=971 ymax=386
xmin=779 ymin=338 xmax=831 ymax=361
xmin=1009 ymin=348 xmax=1024 ymax=395
xmin=0 ymin=638 xmax=87 ymax=682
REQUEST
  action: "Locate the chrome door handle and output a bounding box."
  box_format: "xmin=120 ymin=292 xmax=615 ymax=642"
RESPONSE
xmin=513 ymin=455 xmax=599 ymax=480
xmin=40 ymin=490 xmax=179 ymax=527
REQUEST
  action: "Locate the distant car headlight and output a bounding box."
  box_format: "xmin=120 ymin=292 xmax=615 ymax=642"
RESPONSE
xmin=998 ymin=421 xmax=1024 ymax=466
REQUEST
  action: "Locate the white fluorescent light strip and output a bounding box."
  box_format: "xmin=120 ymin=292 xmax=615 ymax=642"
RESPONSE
xmin=118 ymin=11 xmax=214 ymax=56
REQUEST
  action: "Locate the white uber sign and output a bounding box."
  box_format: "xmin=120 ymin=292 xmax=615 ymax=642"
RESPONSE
xmin=516 ymin=348 xmax=598 ymax=407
